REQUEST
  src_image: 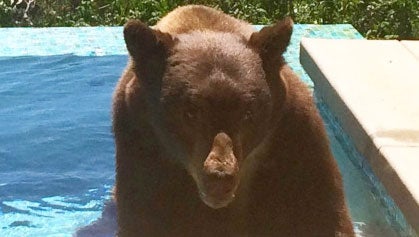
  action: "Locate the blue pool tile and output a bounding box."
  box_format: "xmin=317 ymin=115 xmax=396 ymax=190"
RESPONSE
xmin=0 ymin=24 xmax=362 ymax=89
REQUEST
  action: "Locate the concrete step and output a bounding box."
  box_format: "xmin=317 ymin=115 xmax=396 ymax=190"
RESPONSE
xmin=300 ymin=38 xmax=419 ymax=233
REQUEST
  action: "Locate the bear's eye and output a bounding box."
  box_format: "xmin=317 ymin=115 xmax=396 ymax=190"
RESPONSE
xmin=185 ymin=111 xmax=195 ymax=120
xmin=184 ymin=108 xmax=199 ymax=121
xmin=243 ymin=110 xmax=253 ymax=122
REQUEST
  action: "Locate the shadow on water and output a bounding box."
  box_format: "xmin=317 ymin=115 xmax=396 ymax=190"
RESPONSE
xmin=75 ymin=200 xmax=117 ymax=237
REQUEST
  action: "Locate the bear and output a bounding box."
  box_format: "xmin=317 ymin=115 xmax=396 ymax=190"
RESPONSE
xmin=112 ymin=5 xmax=355 ymax=237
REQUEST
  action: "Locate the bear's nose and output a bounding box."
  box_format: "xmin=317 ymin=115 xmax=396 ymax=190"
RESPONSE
xmin=211 ymin=132 xmax=233 ymax=151
xmin=203 ymin=132 xmax=238 ymax=177
xmin=202 ymin=132 xmax=239 ymax=193
xmin=203 ymin=151 xmax=237 ymax=177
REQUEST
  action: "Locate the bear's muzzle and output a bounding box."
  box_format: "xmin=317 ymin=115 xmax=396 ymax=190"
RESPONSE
xmin=200 ymin=132 xmax=239 ymax=209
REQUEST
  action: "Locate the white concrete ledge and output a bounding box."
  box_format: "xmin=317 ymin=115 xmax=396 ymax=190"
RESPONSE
xmin=401 ymin=41 xmax=419 ymax=60
xmin=300 ymin=38 xmax=419 ymax=233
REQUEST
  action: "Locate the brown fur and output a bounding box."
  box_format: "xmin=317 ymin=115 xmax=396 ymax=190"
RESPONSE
xmin=113 ymin=5 xmax=354 ymax=237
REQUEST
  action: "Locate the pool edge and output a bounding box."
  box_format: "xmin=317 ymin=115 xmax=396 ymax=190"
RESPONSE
xmin=300 ymin=38 xmax=419 ymax=235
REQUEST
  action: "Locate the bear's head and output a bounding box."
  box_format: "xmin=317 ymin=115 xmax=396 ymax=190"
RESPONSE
xmin=123 ymin=18 xmax=293 ymax=209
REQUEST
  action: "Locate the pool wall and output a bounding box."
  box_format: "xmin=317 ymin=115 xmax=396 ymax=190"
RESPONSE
xmin=317 ymin=99 xmax=418 ymax=237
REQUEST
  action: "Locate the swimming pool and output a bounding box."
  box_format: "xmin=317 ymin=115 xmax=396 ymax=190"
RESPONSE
xmin=0 ymin=26 xmax=415 ymax=236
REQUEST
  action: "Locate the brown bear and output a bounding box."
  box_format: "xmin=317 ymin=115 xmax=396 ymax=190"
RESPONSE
xmin=112 ymin=5 xmax=354 ymax=237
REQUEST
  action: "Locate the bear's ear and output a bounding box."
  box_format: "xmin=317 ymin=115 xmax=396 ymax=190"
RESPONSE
xmin=248 ymin=18 xmax=293 ymax=108
xmin=124 ymin=19 xmax=174 ymax=62
xmin=123 ymin=20 xmax=175 ymax=90
xmin=248 ymin=17 xmax=293 ymax=67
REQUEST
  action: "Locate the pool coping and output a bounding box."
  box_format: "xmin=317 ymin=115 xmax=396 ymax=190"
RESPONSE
xmin=300 ymin=38 xmax=419 ymax=234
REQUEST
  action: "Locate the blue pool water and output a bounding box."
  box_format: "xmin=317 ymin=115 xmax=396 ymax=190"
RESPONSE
xmin=0 ymin=26 xmax=414 ymax=237
xmin=0 ymin=55 xmax=123 ymax=236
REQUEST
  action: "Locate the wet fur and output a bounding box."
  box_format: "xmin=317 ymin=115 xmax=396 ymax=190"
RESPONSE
xmin=113 ymin=5 xmax=354 ymax=237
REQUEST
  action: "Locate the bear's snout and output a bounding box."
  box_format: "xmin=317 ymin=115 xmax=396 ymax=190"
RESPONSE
xmin=200 ymin=132 xmax=239 ymax=209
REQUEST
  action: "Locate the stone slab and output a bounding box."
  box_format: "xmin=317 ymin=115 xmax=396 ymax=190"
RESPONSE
xmin=300 ymin=38 xmax=419 ymax=234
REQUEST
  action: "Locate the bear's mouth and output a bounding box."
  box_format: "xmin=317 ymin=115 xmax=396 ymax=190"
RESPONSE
xmin=197 ymin=173 xmax=239 ymax=209
xmin=199 ymin=189 xmax=236 ymax=209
